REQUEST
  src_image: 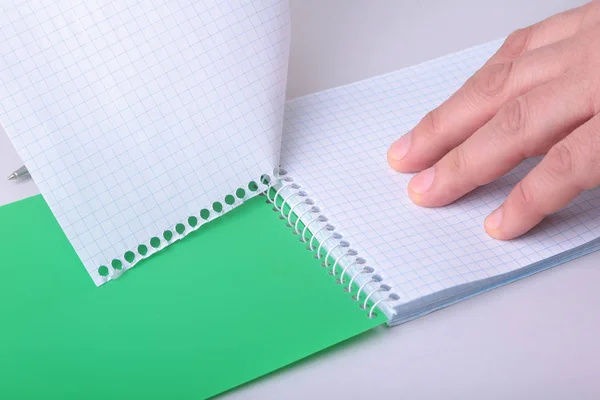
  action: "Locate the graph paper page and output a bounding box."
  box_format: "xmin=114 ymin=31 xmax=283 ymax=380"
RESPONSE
xmin=0 ymin=0 xmax=290 ymax=285
xmin=281 ymin=39 xmax=600 ymax=306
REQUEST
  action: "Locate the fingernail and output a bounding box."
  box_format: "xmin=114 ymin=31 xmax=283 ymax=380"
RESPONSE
xmin=389 ymin=133 xmax=411 ymax=160
xmin=410 ymin=167 xmax=435 ymax=194
xmin=485 ymin=207 xmax=503 ymax=230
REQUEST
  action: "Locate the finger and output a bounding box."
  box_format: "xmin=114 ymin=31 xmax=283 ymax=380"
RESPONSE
xmin=485 ymin=113 xmax=600 ymax=240
xmin=407 ymin=67 xmax=597 ymax=207
xmin=388 ymin=1 xmax=600 ymax=173
xmin=388 ymin=33 xmax=588 ymax=173
xmin=484 ymin=1 xmax=599 ymax=66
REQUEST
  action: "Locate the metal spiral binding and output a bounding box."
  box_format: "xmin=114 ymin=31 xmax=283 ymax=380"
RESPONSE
xmin=263 ymin=168 xmax=400 ymax=319
xmin=323 ymin=241 xmax=349 ymax=268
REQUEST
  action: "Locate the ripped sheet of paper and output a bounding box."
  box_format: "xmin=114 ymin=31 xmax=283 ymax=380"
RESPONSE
xmin=0 ymin=0 xmax=290 ymax=285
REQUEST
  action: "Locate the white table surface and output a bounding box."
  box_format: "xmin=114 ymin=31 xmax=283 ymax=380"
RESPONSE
xmin=2 ymin=0 xmax=598 ymax=398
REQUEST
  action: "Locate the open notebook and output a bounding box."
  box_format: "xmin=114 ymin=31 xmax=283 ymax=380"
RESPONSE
xmin=278 ymin=39 xmax=600 ymax=324
xmin=1 ymin=1 xmax=600 ymax=397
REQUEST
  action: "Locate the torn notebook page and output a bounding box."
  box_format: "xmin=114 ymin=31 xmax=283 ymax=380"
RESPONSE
xmin=0 ymin=0 xmax=291 ymax=285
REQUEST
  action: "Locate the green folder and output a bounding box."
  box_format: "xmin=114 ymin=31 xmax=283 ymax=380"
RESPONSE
xmin=0 ymin=193 xmax=384 ymax=399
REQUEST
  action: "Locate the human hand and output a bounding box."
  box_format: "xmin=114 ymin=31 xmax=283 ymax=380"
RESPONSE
xmin=387 ymin=1 xmax=600 ymax=240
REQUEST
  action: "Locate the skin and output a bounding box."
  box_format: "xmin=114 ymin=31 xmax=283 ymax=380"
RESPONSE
xmin=387 ymin=0 xmax=600 ymax=241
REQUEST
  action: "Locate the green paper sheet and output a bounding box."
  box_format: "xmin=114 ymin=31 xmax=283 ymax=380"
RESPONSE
xmin=0 ymin=194 xmax=383 ymax=399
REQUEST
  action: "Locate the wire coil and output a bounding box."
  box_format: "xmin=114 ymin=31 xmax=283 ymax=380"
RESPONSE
xmin=264 ymin=168 xmax=400 ymax=319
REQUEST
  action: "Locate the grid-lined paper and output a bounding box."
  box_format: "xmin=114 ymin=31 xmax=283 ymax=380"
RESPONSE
xmin=0 ymin=0 xmax=290 ymax=285
xmin=281 ymin=39 xmax=600 ymax=309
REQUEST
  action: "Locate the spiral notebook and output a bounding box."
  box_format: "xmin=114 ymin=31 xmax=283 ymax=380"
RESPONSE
xmin=277 ymin=40 xmax=600 ymax=324
xmin=2 ymin=1 xmax=600 ymax=398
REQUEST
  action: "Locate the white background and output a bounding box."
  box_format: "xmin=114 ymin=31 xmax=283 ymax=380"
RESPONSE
xmin=2 ymin=0 xmax=598 ymax=398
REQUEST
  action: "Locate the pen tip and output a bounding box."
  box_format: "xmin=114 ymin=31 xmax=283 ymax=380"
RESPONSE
xmin=7 ymin=173 xmax=16 ymax=181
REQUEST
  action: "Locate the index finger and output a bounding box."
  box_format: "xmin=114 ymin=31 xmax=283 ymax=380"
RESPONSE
xmin=387 ymin=2 xmax=596 ymax=173
xmin=484 ymin=2 xmax=592 ymax=66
